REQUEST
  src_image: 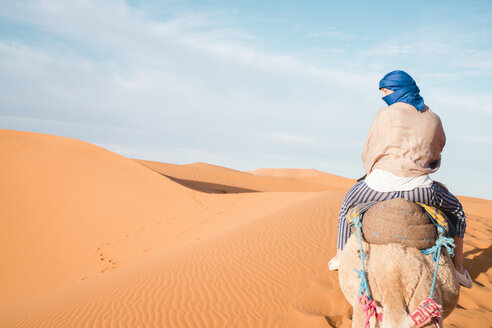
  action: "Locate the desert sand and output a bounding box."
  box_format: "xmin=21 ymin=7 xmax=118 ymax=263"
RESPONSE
xmin=0 ymin=129 xmax=490 ymax=327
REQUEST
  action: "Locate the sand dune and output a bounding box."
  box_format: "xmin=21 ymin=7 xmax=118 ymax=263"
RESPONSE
xmin=248 ymin=168 xmax=356 ymax=191
xmin=0 ymin=129 xmax=205 ymax=307
xmin=136 ymin=159 xmax=353 ymax=193
xmin=1 ymin=129 xmax=491 ymax=327
xmin=186 ymin=161 xmax=247 ymax=173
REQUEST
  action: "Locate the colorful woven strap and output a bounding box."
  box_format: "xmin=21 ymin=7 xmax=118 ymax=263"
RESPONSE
xmin=346 ymin=201 xmax=378 ymax=226
xmin=408 ymin=297 xmax=442 ymax=328
xmin=416 ymin=202 xmax=449 ymax=234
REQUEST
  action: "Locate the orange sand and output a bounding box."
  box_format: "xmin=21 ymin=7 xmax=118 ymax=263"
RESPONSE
xmin=0 ymin=129 xmax=490 ymax=327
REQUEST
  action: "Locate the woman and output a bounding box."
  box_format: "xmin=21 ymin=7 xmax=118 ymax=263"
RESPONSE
xmin=329 ymin=70 xmax=472 ymax=288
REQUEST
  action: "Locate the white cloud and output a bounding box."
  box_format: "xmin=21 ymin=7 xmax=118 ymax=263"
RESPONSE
xmin=455 ymin=50 xmax=492 ymax=71
xmin=427 ymin=91 xmax=492 ymax=116
xmin=265 ymin=131 xmax=317 ymax=146
xmin=356 ymin=25 xmax=492 ymax=78
xmin=0 ymin=0 xmax=376 ymax=132
xmin=305 ymin=26 xmax=355 ymax=40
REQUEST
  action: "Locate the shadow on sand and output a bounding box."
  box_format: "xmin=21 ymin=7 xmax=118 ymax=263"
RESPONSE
xmin=162 ymin=174 xmax=259 ymax=194
xmin=463 ymin=245 xmax=492 ymax=286
xmin=135 ymin=160 xmax=259 ymax=194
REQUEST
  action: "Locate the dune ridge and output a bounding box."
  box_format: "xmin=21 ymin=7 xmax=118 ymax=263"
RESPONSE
xmin=1 ymin=129 xmax=491 ymax=327
xmin=135 ymin=159 xmax=354 ymax=193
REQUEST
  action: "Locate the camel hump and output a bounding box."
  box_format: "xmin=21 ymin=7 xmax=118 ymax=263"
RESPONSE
xmin=362 ymin=198 xmax=437 ymax=249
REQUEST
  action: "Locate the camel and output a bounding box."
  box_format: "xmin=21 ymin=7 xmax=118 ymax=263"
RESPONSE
xmin=338 ymin=199 xmax=460 ymax=328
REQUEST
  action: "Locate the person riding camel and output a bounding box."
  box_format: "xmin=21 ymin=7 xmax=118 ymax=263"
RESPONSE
xmin=328 ymin=70 xmax=472 ymax=289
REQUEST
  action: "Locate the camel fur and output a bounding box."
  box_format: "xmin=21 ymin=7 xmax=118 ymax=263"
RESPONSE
xmin=338 ymin=201 xmax=460 ymax=328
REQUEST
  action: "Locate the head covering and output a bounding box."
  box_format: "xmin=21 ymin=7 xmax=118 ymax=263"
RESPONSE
xmin=379 ymin=70 xmax=424 ymax=111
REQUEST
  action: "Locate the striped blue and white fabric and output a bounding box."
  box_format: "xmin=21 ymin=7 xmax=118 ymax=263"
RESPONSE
xmin=336 ymin=181 xmax=466 ymax=250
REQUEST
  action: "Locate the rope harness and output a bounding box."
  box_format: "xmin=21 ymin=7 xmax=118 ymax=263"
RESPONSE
xmin=348 ymin=201 xmax=455 ymax=328
xmin=351 ymin=211 xmax=382 ymax=328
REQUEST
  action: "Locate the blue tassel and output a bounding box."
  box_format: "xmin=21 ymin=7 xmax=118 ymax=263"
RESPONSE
xmin=422 ymin=236 xmax=455 ymax=261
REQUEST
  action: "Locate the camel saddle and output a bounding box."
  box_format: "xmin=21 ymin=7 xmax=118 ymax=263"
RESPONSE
xmin=346 ymin=198 xmax=449 ymax=250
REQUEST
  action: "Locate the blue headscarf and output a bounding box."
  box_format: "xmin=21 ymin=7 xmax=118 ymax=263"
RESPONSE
xmin=379 ymin=70 xmax=425 ymax=111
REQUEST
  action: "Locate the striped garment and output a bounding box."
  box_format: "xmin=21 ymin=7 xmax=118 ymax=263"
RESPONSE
xmin=336 ymin=181 xmax=466 ymax=250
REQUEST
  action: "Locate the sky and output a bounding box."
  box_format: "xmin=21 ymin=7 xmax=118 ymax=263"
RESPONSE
xmin=0 ymin=0 xmax=491 ymax=199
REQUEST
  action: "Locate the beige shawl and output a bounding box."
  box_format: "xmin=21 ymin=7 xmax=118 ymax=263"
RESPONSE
xmin=362 ymin=102 xmax=446 ymax=177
